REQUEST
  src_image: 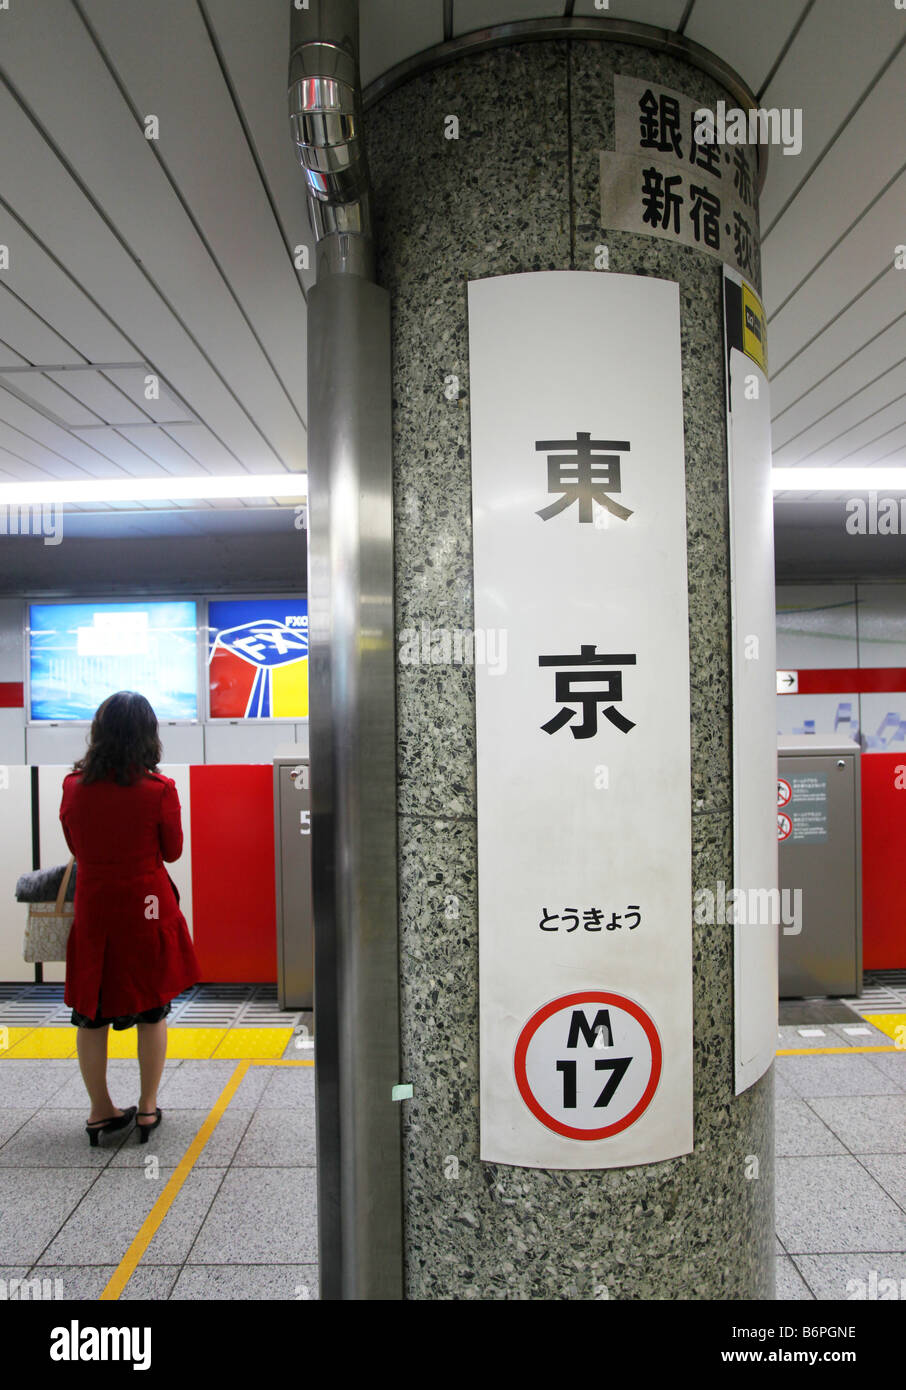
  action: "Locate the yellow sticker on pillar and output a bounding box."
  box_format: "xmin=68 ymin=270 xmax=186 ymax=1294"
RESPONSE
xmin=741 ymin=284 xmax=767 ymax=374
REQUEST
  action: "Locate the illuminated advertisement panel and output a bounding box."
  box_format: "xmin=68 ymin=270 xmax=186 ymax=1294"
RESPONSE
xmin=207 ymin=599 xmax=308 ymax=720
xmin=29 ymin=601 xmax=198 ymax=722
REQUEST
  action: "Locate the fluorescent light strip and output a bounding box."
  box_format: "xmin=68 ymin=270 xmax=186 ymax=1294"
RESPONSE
xmin=4 ymin=469 xmax=901 ymax=501
xmin=773 ymin=468 xmax=906 ymax=492
xmin=0 ymin=474 xmax=307 ymax=504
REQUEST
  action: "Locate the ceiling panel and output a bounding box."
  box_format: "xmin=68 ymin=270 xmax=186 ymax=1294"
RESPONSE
xmin=62 ymin=428 xmax=168 ymax=477
xmin=0 ymin=1 xmax=302 ymax=469
xmin=161 ymin=424 xmax=245 ymax=474
xmin=0 ymin=285 xmax=87 ymax=368
xmin=684 ymin=0 xmax=808 ymax=96
xmin=761 ymin=45 xmax=906 ymax=316
xmin=835 ymin=423 xmax=906 ymax=467
xmin=573 ymin=0 xmax=688 ymax=28
xmin=111 ymin=426 xmax=212 ymax=476
xmin=0 ymin=384 xmax=126 ymax=477
xmin=0 ymin=373 xmax=103 ymax=428
xmin=360 ymin=0 xmax=445 ymax=87
xmin=202 ymin=0 xmax=316 ymax=294
xmin=100 ymin=369 xmax=194 ymax=425
xmin=45 ymin=370 xmax=152 ymax=427
xmin=0 ymin=342 xmax=30 ymax=371
xmin=0 ymin=446 xmax=47 ymax=480
xmin=0 ymin=82 xmax=283 ymax=473
xmin=772 ymin=317 xmax=906 ymax=451
xmin=0 ymin=423 xmax=87 ymax=479
xmin=769 ymin=272 xmax=902 ymax=415
xmin=766 ymin=179 xmax=904 ymax=374
xmin=82 ymin=0 xmax=308 ymax=431
xmin=772 ymin=357 xmax=906 ymax=465
xmin=758 ymin=0 xmax=905 ymax=234
xmin=0 ymin=215 xmax=137 ymax=364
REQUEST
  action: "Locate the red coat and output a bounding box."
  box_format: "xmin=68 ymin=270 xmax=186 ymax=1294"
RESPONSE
xmin=60 ymin=770 xmax=200 ymax=1018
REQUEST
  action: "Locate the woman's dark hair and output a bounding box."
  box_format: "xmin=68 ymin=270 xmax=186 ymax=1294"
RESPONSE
xmin=74 ymin=691 xmax=162 ymax=786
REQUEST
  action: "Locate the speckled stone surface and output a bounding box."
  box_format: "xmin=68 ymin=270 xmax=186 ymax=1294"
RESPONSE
xmin=368 ymin=39 xmax=773 ymax=1300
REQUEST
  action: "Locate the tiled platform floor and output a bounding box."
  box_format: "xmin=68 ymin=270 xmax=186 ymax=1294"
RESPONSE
xmin=775 ymin=1013 xmax=906 ymax=1300
xmin=0 ymin=1000 xmax=317 ymax=1300
xmin=1 ymin=981 xmax=905 ymax=1299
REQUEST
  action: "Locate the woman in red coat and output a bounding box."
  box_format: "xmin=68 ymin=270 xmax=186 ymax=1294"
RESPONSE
xmin=60 ymin=690 xmax=200 ymax=1145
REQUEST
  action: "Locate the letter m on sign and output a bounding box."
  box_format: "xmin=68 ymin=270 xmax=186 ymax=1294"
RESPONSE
xmin=567 ymin=1009 xmax=613 ymax=1048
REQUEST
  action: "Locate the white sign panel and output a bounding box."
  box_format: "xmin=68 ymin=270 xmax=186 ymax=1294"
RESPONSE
xmin=777 ymin=670 xmax=799 ymax=694
xmin=468 ymin=271 xmax=693 ymax=1169
xmin=722 ymin=265 xmax=779 ymax=1094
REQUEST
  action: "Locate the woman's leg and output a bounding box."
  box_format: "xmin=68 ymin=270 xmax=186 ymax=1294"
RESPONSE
xmin=76 ymin=1025 xmax=119 ymax=1121
xmin=136 ymin=1019 xmax=167 ymax=1124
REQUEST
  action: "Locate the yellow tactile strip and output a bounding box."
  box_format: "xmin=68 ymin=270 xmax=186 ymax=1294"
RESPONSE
xmin=862 ymin=1013 xmax=906 ymax=1044
xmin=100 ymin=1059 xmax=314 ymax=1301
xmin=0 ymin=1026 xmax=294 ymax=1060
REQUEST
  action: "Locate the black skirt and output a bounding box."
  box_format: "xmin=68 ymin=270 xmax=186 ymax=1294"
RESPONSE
xmin=70 ymin=1001 xmax=172 ymax=1031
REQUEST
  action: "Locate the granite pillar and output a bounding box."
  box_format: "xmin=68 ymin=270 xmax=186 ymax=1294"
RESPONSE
xmin=366 ymin=36 xmax=773 ymax=1300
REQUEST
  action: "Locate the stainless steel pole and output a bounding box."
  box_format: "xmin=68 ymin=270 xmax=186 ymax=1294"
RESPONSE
xmin=307 ymin=276 xmax=401 ymax=1299
xmin=292 ymin=0 xmax=402 ymax=1300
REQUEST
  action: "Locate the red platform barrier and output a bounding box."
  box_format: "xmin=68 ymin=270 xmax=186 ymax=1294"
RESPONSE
xmin=189 ymin=765 xmax=277 ymax=982
xmin=861 ymin=752 xmax=906 ymax=969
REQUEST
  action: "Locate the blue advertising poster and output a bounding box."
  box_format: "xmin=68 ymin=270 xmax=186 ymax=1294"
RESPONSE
xmin=208 ymin=598 xmax=308 ymax=719
xmin=29 ymin=601 xmax=198 ymax=721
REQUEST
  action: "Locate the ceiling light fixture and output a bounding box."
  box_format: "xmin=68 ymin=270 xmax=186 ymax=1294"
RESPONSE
xmin=0 ymin=475 xmax=308 ymax=504
xmin=772 ymin=468 xmax=906 ymax=492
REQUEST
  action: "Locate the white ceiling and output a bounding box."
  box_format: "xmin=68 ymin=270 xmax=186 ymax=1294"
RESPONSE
xmin=0 ymin=0 xmax=902 ymax=521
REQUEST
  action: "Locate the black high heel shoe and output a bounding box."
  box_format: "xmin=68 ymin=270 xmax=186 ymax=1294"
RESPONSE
xmin=136 ymin=1109 xmax=162 ymax=1143
xmin=86 ymin=1106 xmax=137 ymax=1147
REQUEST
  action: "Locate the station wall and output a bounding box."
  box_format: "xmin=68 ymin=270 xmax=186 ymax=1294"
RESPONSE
xmin=777 ymin=582 xmax=906 ymax=968
xmin=0 ymin=595 xmax=307 ymax=986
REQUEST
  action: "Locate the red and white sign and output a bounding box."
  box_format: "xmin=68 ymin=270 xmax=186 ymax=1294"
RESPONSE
xmin=777 ymin=778 xmax=791 ymax=807
xmin=469 ymin=272 xmax=692 ymax=1168
xmin=777 ymin=812 xmax=792 ymax=842
xmin=515 ymin=992 xmax=661 ymax=1141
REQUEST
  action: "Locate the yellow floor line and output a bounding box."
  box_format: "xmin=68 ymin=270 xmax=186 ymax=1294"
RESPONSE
xmin=251 ymin=1058 xmax=315 ymax=1066
xmin=0 ymin=1026 xmax=294 ymax=1061
xmin=99 ymin=1056 xmax=314 ymax=1300
xmin=777 ymin=1046 xmax=903 ymax=1055
xmin=99 ymin=1060 xmax=251 ymax=1301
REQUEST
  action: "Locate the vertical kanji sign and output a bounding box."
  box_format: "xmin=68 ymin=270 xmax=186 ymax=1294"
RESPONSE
xmin=468 ymin=271 xmax=693 ymax=1169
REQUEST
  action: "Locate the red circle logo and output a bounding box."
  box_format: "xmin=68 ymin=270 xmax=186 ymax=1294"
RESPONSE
xmin=513 ymin=991 xmax=662 ymax=1140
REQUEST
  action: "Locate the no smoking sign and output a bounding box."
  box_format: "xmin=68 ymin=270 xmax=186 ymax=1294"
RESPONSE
xmin=514 ymin=991 xmax=662 ymax=1141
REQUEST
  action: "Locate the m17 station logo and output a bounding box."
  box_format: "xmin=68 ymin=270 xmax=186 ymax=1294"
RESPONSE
xmin=208 ymin=618 xmax=309 ymax=718
xmin=514 ymin=992 xmax=661 ymax=1141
